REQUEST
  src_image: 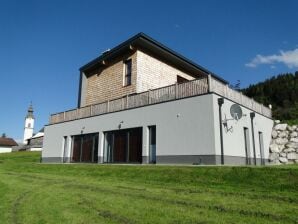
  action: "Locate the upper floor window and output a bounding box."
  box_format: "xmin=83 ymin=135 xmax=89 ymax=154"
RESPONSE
xmin=124 ymin=59 xmax=132 ymax=86
xmin=177 ymin=75 xmax=188 ymax=84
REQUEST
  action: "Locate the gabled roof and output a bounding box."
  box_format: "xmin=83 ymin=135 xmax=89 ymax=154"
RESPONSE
xmin=31 ymin=132 xmax=44 ymax=139
xmin=0 ymin=137 xmax=18 ymax=147
xmin=80 ymin=32 xmax=228 ymax=84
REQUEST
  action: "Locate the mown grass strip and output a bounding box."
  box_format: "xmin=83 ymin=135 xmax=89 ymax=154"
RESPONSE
xmin=7 ymin=172 xmax=294 ymax=223
xmin=0 ymin=152 xmax=297 ymax=224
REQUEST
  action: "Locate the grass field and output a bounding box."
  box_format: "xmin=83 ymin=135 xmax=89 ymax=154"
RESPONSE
xmin=0 ymin=152 xmax=297 ymax=224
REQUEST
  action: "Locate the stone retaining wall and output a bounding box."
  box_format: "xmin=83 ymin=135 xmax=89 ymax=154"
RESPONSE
xmin=269 ymin=121 xmax=298 ymax=164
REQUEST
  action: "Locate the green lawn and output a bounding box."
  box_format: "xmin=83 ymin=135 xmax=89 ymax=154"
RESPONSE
xmin=0 ymin=152 xmax=297 ymax=224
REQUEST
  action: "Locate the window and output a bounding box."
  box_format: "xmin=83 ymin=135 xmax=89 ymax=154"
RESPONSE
xmin=243 ymin=127 xmax=251 ymax=165
xmin=177 ymin=75 xmax=188 ymax=84
xmin=63 ymin=136 xmax=68 ymax=163
xmin=28 ymin=123 xmax=31 ymax=128
xmin=124 ymin=59 xmax=132 ymax=86
xmin=103 ymin=127 xmax=142 ymax=163
xmin=258 ymin=132 xmax=265 ymax=165
xmin=71 ymin=133 xmax=99 ymax=163
xmin=148 ymin=126 xmax=156 ymax=164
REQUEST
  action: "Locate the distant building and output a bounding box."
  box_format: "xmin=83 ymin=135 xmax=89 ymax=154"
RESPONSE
xmin=18 ymin=104 xmax=44 ymax=151
xmin=23 ymin=104 xmax=34 ymax=144
xmin=0 ymin=137 xmax=18 ymax=153
xmin=27 ymin=128 xmax=44 ymax=151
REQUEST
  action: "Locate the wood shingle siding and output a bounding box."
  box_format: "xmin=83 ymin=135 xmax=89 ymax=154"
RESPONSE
xmin=85 ymin=52 xmax=137 ymax=106
xmin=84 ymin=49 xmax=196 ymax=106
xmin=136 ymin=50 xmax=195 ymax=92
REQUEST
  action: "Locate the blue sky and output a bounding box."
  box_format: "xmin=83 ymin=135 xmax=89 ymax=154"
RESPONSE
xmin=0 ymin=0 xmax=297 ymax=141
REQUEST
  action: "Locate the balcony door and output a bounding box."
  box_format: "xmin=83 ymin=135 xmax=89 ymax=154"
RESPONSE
xmin=149 ymin=126 xmax=156 ymax=164
xmin=71 ymin=133 xmax=98 ymax=163
xmin=104 ymin=127 xmax=142 ymax=163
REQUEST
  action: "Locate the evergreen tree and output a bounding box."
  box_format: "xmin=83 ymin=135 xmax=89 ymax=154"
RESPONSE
xmin=242 ymin=72 xmax=298 ymax=121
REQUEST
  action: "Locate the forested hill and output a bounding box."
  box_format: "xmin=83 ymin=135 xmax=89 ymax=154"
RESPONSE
xmin=242 ymin=71 xmax=298 ymax=122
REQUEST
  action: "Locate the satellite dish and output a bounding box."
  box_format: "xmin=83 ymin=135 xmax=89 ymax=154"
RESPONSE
xmin=230 ymin=104 xmax=243 ymax=120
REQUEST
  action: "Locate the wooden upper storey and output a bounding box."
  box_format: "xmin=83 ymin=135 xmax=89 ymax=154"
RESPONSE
xmin=78 ymin=33 xmax=228 ymax=107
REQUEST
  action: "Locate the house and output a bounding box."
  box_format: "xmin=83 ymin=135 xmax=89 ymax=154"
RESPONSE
xmin=26 ymin=128 xmax=44 ymax=151
xmin=42 ymin=33 xmax=273 ymax=165
xmin=0 ymin=137 xmax=18 ymax=153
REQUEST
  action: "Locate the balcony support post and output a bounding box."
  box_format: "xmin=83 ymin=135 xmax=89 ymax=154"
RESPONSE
xmin=207 ymin=74 xmax=212 ymax=92
xmin=148 ymin=90 xmax=151 ymax=104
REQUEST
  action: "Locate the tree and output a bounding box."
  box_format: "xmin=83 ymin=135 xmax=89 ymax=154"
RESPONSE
xmin=1 ymin=133 xmax=6 ymax=138
xmin=242 ymin=72 xmax=298 ymax=122
xmin=230 ymin=80 xmax=241 ymax=91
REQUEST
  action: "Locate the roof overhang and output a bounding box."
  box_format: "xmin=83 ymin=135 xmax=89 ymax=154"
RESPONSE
xmin=79 ymin=33 xmax=228 ymax=84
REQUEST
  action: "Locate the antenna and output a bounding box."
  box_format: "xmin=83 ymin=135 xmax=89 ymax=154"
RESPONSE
xmin=222 ymin=104 xmax=243 ymax=133
xmin=230 ymin=104 xmax=243 ymax=121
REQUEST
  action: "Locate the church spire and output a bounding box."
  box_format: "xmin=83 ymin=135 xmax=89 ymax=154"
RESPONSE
xmin=26 ymin=102 xmax=34 ymax=119
xmin=23 ymin=102 xmax=35 ymax=144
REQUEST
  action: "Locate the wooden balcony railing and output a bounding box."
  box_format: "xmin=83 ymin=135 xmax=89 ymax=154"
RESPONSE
xmin=208 ymin=77 xmax=272 ymax=118
xmin=49 ymin=76 xmax=272 ymax=124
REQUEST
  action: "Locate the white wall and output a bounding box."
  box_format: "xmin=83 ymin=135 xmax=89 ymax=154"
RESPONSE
xmin=43 ymin=93 xmax=273 ymax=164
xmin=43 ymin=94 xmax=216 ymax=161
xmin=212 ymin=94 xmax=273 ymax=161
xmin=28 ymin=147 xmax=42 ymax=151
xmin=0 ymin=146 xmax=12 ymax=153
xmin=24 ymin=117 xmax=34 ymax=144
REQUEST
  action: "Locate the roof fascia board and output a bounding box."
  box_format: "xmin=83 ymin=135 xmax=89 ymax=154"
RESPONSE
xmin=79 ymin=33 xmax=228 ymax=84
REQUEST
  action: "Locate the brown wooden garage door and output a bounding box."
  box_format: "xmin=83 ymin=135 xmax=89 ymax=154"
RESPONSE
xmin=104 ymin=127 xmax=142 ymax=163
xmin=71 ymin=133 xmax=98 ymax=163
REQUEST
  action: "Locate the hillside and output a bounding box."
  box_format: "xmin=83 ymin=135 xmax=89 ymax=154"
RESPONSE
xmin=0 ymin=152 xmax=297 ymax=223
xmin=242 ymin=72 xmax=298 ymax=123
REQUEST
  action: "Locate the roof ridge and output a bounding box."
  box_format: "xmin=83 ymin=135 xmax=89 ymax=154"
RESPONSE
xmin=79 ymin=32 xmax=228 ymax=84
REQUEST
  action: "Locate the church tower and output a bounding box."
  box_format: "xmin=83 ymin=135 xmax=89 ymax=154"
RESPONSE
xmin=23 ymin=103 xmax=34 ymax=144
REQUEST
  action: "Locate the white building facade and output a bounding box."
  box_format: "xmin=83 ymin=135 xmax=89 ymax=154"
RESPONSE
xmin=23 ymin=104 xmax=34 ymax=144
xmin=0 ymin=137 xmax=18 ymax=153
xmin=42 ymin=33 xmax=273 ymax=165
xmin=0 ymin=146 xmax=13 ymax=153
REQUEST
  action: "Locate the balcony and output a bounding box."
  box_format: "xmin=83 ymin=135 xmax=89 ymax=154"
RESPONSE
xmin=49 ymin=76 xmax=272 ymax=124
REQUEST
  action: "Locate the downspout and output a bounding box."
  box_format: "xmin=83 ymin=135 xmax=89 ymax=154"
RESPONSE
xmin=250 ymin=112 xmax=256 ymax=165
xmin=218 ymin=98 xmax=224 ymax=165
